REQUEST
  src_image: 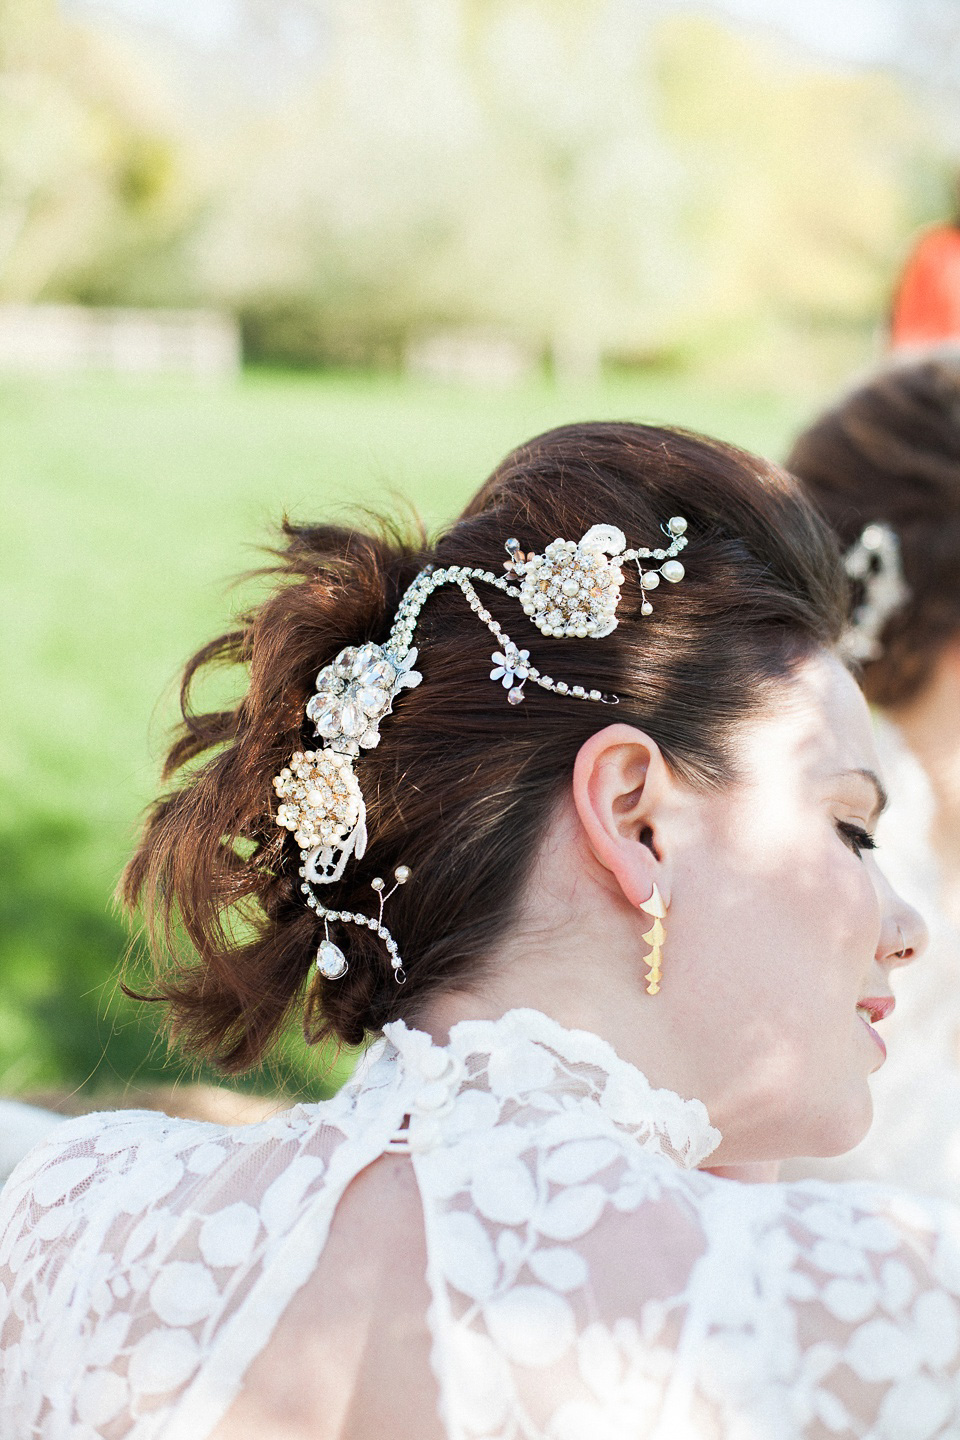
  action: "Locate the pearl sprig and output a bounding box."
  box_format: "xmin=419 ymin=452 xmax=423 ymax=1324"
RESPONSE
xmin=303 ymin=863 xmax=412 ymax=984
xmin=623 ymin=520 xmax=688 ymax=617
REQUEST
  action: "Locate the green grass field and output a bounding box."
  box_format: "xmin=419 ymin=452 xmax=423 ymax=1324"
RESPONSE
xmin=0 ymin=367 xmax=821 ymax=1101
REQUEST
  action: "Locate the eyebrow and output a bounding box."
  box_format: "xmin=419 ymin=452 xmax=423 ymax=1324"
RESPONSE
xmin=833 ymin=768 xmax=889 ymax=821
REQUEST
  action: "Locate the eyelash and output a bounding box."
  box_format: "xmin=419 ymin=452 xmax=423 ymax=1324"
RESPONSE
xmin=836 ymin=821 xmax=878 ymax=857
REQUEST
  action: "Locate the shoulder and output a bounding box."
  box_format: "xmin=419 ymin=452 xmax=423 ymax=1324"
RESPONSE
xmin=0 ymin=1097 xmax=344 ymax=1264
xmin=577 ymin=1168 xmax=960 ymax=1381
xmin=0 ymin=1108 xmax=196 ymax=1260
xmin=0 ymin=1098 xmax=366 ymax=1436
xmin=0 ymin=1098 xmax=67 ymax=1181
xmin=471 ymin=1150 xmax=960 ymax=1332
xmin=1 ymin=1106 xmax=171 ymax=1197
xmin=465 ymin=1167 xmax=960 ymax=1434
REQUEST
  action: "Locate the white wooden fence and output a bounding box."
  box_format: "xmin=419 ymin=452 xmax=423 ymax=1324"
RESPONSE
xmin=0 ymin=304 xmax=241 ymax=378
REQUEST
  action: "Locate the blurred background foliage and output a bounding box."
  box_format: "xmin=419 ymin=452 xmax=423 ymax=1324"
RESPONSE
xmin=3 ymin=0 xmax=960 ymax=1102
xmin=4 ymin=0 xmax=955 ymax=376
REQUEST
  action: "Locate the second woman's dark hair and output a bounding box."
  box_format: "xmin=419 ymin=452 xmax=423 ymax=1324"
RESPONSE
xmin=123 ymin=422 xmax=845 ymax=1067
xmin=787 ymin=358 xmax=960 ymax=707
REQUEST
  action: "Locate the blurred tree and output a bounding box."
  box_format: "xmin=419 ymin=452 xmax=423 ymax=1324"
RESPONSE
xmin=896 ymin=0 xmax=960 ymax=153
xmin=205 ymin=0 xmax=691 ymax=377
xmin=656 ymin=15 xmax=934 ymax=371
xmin=0 ymin=0 xmax=189 ymax=303
xmin=13 ymin=0 xmax=951 ymax=372
xmin=200 ymin=0 xmax=941 ymax=377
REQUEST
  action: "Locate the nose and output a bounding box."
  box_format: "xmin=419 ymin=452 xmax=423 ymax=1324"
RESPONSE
xmin=879 ymin=886 xmax=928 ymax=972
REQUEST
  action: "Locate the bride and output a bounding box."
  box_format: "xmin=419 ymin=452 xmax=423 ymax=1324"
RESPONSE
xmin=0 ymin=420 xmax=954 ymax=1439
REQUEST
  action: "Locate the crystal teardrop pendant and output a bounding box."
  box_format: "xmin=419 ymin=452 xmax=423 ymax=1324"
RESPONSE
xmin=315 ymin=939 xmax=348 ymax=979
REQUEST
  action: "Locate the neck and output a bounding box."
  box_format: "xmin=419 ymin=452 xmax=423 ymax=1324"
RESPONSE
xmin=416 ymin=801 xmax=692 ymax=1103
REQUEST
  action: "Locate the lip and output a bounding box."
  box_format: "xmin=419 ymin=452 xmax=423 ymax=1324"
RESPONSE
xmin=858 ymin=996 xmax=895 ymax=1025
xmin=856 ymin=996 xmax=894 ymax=1062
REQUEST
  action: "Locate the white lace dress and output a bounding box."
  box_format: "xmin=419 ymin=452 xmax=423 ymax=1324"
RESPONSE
xmin=4 ymin=1007 xmax=960 ymax=1439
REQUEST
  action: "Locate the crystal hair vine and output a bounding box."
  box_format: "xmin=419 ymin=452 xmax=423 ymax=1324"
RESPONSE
xmin=839 ymin=522 xmax=910 ymax=663
xmin=274 ymin=516 xmax=689 ymax=988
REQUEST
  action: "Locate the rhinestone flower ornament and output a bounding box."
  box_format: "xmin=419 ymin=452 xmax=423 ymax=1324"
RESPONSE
xmin=275 ymin=640 xmax=421 ymax=889
xmin=274 ymin=637 xmax=424 ymax=981
xmin=840 ymin=522 xmax=910 ymax=664
xmin=305 ymin=641 xmax=422 ymax=756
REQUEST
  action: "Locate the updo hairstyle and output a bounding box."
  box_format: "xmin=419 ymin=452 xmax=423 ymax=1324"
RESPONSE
xmin=123 ymin=422 xmax=845 ymax=1067
xmin=787 ymin=358 xmax=960 ymax=707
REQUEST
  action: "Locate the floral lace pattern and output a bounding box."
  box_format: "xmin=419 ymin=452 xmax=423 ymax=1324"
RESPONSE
xmin=2 ymin=1007 xmax=960 ymax=1438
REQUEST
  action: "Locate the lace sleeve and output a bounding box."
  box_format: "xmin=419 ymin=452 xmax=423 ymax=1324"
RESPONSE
xmin=0 ymin=1102 xmax=364 ymax=1440
xmin=420 ymin=1134 xmax=960 ymax=1439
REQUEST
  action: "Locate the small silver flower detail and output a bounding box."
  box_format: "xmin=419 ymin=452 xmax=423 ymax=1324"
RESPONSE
xmin=490 ymin=646 xmax=530 ymax=688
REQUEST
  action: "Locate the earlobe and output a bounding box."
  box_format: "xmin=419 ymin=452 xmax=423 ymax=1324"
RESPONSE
xmin=572 ymin=723 xmax=670 ymax=913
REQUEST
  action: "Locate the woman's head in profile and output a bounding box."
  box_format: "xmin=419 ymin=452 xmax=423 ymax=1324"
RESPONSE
xmin=787 ymin=356 xmax=960 ymax=713
xmin=125 ymin=421 xmax=924 ymax=1168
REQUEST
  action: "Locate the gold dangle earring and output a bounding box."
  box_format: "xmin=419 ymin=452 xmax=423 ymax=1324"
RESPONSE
xmin=639 ymin=884 xmax=666 ymax=995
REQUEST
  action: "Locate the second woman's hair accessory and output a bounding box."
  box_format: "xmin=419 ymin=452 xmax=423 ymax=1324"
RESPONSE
xmin=275 ymin=517 xmax=689 ymax=988
xmin=840 ymin=522 xmax=909 ymax=663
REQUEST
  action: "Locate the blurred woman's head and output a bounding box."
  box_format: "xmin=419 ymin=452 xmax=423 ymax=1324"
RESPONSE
xmin=787 ymin=357 xmax=960 ymax=710
xmin=124 ymin=421 xmax=923 ymax=1164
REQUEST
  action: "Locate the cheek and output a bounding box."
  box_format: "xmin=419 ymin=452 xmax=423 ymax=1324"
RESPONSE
xmin=737 ymin=810 xmax=877 ymax=968
xmin=738 ymin=838 xmax=882 ymax=1142
xmin=682 ymin=813 xmax=880 ymax=1049
xmin=762 ymin=842 xmax=880 ymax=1024
xmin=672 ymin=810 xmax=883 ymax=1159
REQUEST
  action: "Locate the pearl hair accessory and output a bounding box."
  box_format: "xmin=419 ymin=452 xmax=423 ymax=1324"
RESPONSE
xmin=275 ymin=515 xmax=690 ymax=985
xmin=510 ymin=519 xmax=688 ymax=640
xmin=840 ymin=522 xmax=910 ymax=663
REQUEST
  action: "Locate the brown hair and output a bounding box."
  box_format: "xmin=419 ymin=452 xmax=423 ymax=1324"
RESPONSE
xmin=123 ymin=422 xmax=845 ymax=1068
xmin=787 ymin=358 xmax=960 ymax=707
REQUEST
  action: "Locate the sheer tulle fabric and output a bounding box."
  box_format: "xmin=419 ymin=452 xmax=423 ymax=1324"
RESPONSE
xmin=3 ymin=1007 xmax=960 ymax=1438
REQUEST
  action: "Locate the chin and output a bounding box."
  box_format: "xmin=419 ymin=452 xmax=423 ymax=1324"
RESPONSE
xmin=802 ymin=1085 xmax=875 ymax=1159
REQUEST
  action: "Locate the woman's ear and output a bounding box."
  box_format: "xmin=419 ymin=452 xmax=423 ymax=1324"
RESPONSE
xmin=572 ymin=723 xmax=671 ymax=911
